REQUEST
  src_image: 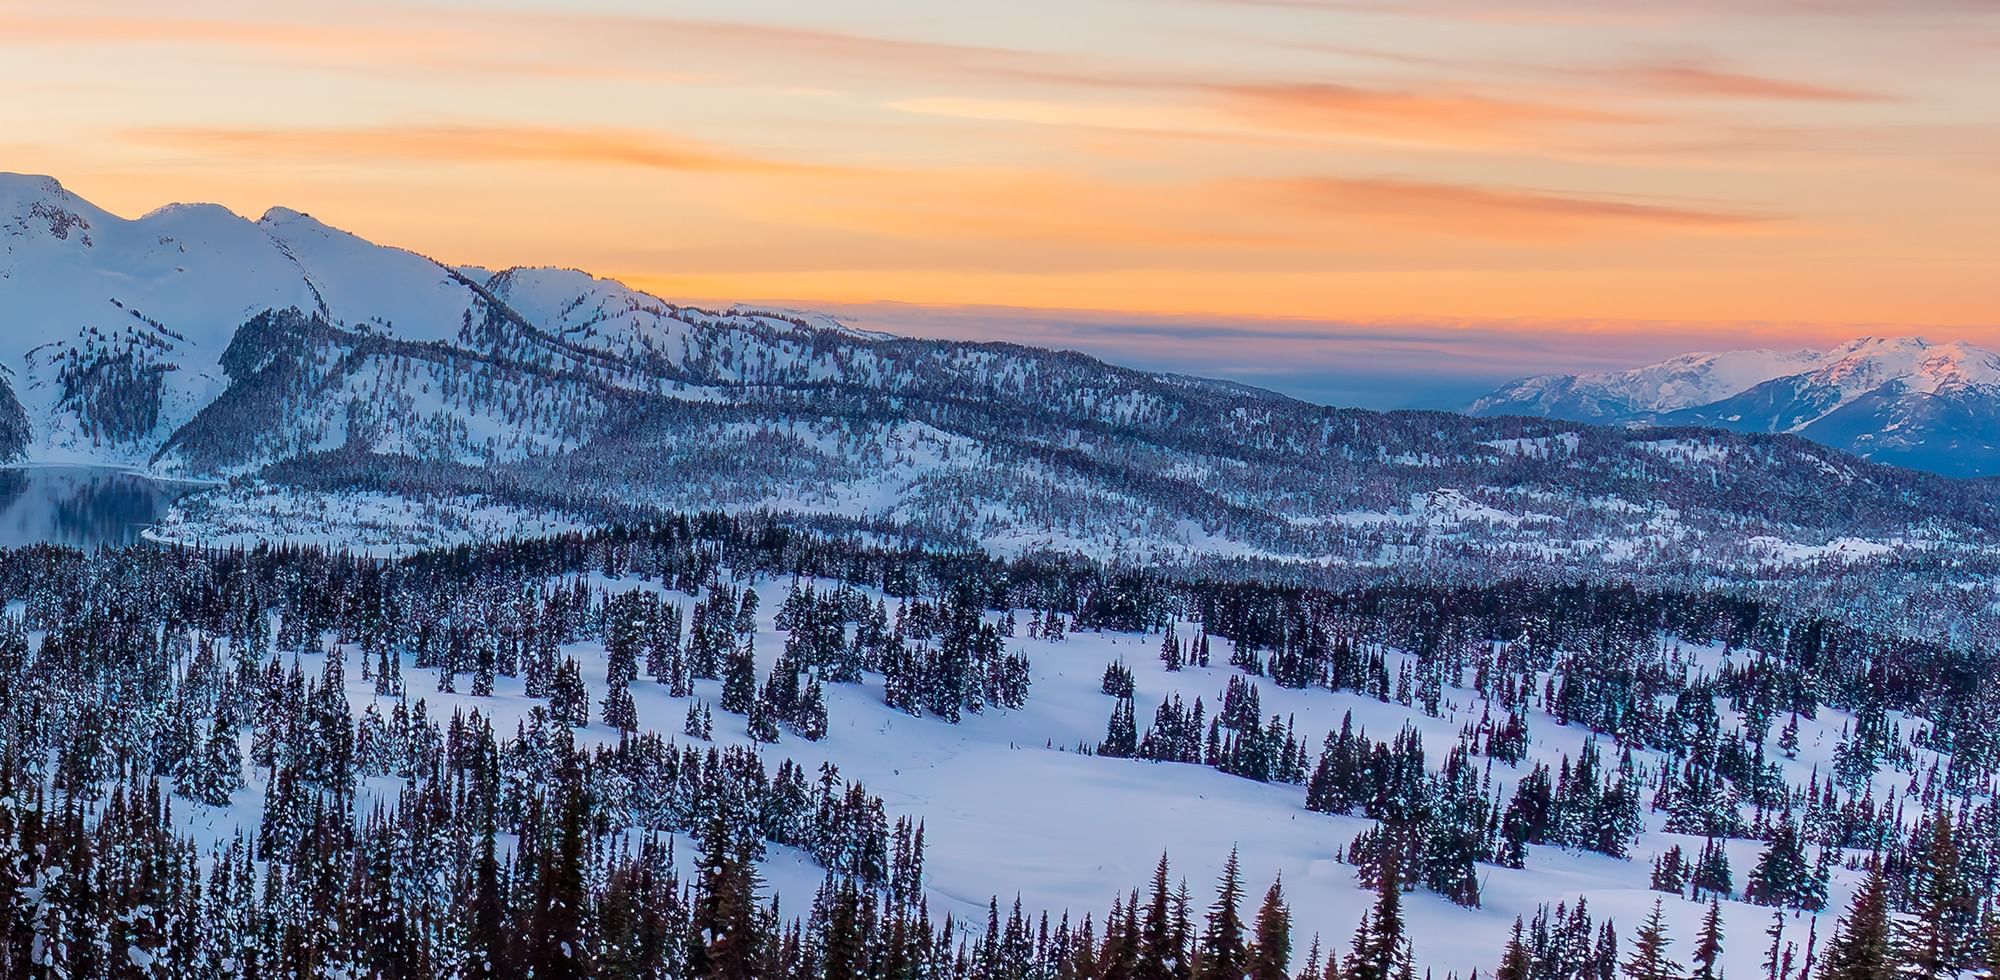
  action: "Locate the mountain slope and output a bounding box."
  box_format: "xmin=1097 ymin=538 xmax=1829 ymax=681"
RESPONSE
xmin=9 ymin=173 xmax=2000 ymax=633
xmin=1470 ymin=336 xmax=2000 ymax=477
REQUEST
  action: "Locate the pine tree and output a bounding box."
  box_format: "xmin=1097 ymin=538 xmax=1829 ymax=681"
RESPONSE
xmin=691 ymin=811 xmax=765 ymax=980
xmin=1970 ymin=909 xmax=2000 ymax=980
xmin=464 ymin=816 xmax=507 ymax=977
xmin=521 ymin=766 xmax=592 ymax=979
xmin=1102 ymin=696 xmax=1139 ymax=759
xmin=550 ymin=657 xmax=590 ymax=727
xmin=1778 ymin=712 xmax=1800 ymax=760
xmin=1898 ymin=815 xmax=1976 ymax=979
xmin=722 ymin=639 xmax=757 ymax=714
xmin=795 ymin=678 xmax=829 ymax=741
xmin=1203 ymin=848 xmax=1250 ymax=980
xmin=181 ymin=713 xmax=244 ymax=806
xmin=1746 ymin=817 xmax=1812 ymax=909
xmin=1691 ymin=838 xmax=1732 ymax=901
xmin=1295 ymin=935 xmax=1322 ymax=980
xmin=603 ymin=681 xmax=638 ymax=733
xmin=1138 ymin=855 xmax=1181 ymax=980
xmin=1496 ymin=919 xmax=1530 ymax=980
xmin=1690 ymin=899 xmax=1723 ymax=980
xmin=1817 ymin=861 xmax=1892 ymax=980
xmin=1761 ymin=911 xmax=1785 ymax=980
xmin=1623 ymin=900 xmax=1682 ymax=980
xmin=1249 ymin=878 xmax=1291 ymax=980
xmin=748 ymin=696 xmax=781 ymax=744
xmin=1345 ymin=850 xmax=1409 ymax=980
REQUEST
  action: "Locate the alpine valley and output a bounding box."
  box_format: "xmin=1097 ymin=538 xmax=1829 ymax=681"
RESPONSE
xmin=4 ymin=173 xmax=2000 ymax=980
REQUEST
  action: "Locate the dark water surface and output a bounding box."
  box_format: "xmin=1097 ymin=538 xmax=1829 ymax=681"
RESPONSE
xmin=0 ymin=466 xmax=205 ymax=549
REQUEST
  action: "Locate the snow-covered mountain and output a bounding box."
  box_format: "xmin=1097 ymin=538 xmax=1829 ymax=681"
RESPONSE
xmin=12 ymin=172 xmax=2000 ymax=626
xmin=1469 ymin=336 xmax=2000 ymax=477
xmin=0 ymin=172 xmax=864 ymax=467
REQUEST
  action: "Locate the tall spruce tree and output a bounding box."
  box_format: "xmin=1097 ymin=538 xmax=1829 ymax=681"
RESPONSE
xmin=1898 ymin=816 xmax=1976 ymax=980
xmin=1345 ymin=851 xmax=1409 ymax=980
xmin=1495 ymin=919 xmax=1530 ymax=980
xmin=1690 ymin=899 xmax=1723 ymax=980
xmin=1139 ymin=854 xmax=1183 ymax=980
xmin=1622 ymin=900 xmax=1681 ymax=980
xmin=1249 ymin=878 xmax=1291 ymax=980
xmin=1202 ymin=849 xmax=1249 ymax=980
xmin=692 ymin=811 xmax=765 ymax=980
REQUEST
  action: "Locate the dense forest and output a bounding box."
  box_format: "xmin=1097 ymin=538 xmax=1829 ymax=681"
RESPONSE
xmin=1 ymin=516 xmax=1997 ymax=977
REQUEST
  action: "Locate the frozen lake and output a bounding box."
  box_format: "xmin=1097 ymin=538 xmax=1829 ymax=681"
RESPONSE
xmin=0 ymin=466 xmax=204 ymax=549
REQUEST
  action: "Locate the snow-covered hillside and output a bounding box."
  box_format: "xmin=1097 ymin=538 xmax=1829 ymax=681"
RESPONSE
xmin=256 ymin=571 xmax=1866 ymax=979
xmin=5 ymin=525 xmax=1967 ymax=978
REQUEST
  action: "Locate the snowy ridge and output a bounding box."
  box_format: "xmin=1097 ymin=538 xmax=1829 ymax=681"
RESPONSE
xmin=1469 ymin=347 xmax=1826 ymax=418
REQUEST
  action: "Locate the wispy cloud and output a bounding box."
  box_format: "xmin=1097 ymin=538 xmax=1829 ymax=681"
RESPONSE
xmin=1207 ymin=82 xmax=1648 ymax=149
xmin=1294 ymin=43 xmax=1896 ymax=104
xmin=532 ymin=14 xmax=1139 ymax=89
xmin=1585 ymin=62 xmax=1892 ymax=102
xmin=126 ymin=124 xmax=836 ymax=175
xmin=1252 ymin=175 xmax=1780 ymax=237
xmin=1205 ymin=0 xmax=2000 ymax=23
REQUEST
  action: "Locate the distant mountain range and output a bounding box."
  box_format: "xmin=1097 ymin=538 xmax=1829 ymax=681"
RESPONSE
xmin=9 ymin=171 xmax=2000 ymax=631
xmin=1468 ymin=336 xmax=2000 ymax=477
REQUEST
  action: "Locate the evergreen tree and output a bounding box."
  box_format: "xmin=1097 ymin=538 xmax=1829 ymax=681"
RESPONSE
xmin=1102 ymin=696 xmax=1139 ymax=759
xmin=1345 ymin=850 xmax=1409 ymax=980
xmin=686 ymin=699 xmax=714 ymax=740
xmin=1249 ymin=878 xmax=1291 ymax=980
xmin=1496 ymin=919 xmax=1530 ymax=980
xmin=796 ymin=678 xmax=829 ymax=742
xmin=1817 ymin=861 xmax=1892 ymax=980
xmin=1897 ymin=816 xmax=1976 ymax=979
xmin=521 ymin=766 xmax=592 ymax=979
xmin=1138 ymin=855 xmax=1183 ymax=980
xmin=603 ymin=680 xmax=639 ymax=733
xmin=692 ymin=812 xmax=765 ymax=980
xmin=1690 ymin=899 xmax=1723 ymax=980
xmin=1745 ymin=817 xmax=1815 ymax=910
xmin=1622 ymin=900 xmax=1682 ymax=980
xmin=722 ymin=639 xmax=758 ymax=714
xmin=1203 ymin=849 xmax=1250 ymax=980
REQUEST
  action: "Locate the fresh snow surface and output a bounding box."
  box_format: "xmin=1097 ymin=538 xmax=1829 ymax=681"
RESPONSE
xmin=145 ymin=570 xmax=1905 ymax=979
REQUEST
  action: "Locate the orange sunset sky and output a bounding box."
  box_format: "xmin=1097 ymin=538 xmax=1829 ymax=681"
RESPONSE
xmin=2 ymin=0 xmax=1996 ymax=404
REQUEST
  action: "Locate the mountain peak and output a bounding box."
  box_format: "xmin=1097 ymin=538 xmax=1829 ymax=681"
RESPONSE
xmin=1829 ymin=334 xmax=1931 ymax=356
xmin=139 ymin=201 xmax=245 ymax=223
xmin=258 ymin=205 xmax=321 ymax=228
xmin=1469 ymin=333 xmax=2000 ymax=476
xmin=0 ymin=173 xmax=109 ymax=246
xmin=0 ymin=172 xmax=68 ymax=202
